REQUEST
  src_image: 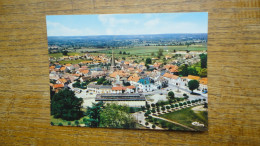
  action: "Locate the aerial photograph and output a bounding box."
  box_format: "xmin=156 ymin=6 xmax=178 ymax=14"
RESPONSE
xmin=47 ymin=12 xmax=208 ymax=131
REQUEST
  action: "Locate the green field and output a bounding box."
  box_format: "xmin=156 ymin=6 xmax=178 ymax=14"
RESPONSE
xmin=57 ymin=59 xmax=87 ymax=65
xmin=159 ymin=106 xmax=208 ymax=131
xmin=97 ymin=45 xmax=206 ymax=55
xmin=49 ymin=52 xmax=83 ymax=58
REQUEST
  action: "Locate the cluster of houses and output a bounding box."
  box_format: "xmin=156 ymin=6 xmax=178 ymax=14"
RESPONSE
xmin=49 ymin=51 xmax=207 ymax=107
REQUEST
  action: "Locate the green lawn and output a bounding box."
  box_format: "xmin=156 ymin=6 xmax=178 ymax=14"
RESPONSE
xmin=145 ymin=117 xmax=190 ymax=131
xmin=51 ymin=115 xmax=89 ymax=126
xmin=159 ymin=106 xmax=208 ymax=131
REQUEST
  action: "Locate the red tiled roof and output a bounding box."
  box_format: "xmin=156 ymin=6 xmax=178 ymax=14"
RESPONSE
xmin=53 ymin=84 xmax=64 ymax=89
xmin=112 ymin=86 xmax=126 ymax=90
xmin=188 ymin=75 xmax=200 ymax=80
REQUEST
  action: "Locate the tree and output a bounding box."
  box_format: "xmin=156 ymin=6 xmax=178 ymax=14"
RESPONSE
xmin=200 ymin=54 xmax=207 ymax=68
xmin=151 ymin=109 xmax=156 ymax=114
xmin=68 ymin=121 xmax=71 ymax=126
xmin=170 ymin=104 xmax=175 ymax=108
xmin=123 ymin=51 xmax=126 ymax=55
xmin=167 ymin=123 xmax=173 ymax=130
xmin=100 ymin=104 xmax=136 ymax=129
xmin=152 ymin=124 xmax=156 ymax=129
xmin=85 ymin=101 xmax=103 ymax=127
xmin=145 ymin=122 xmax=149 ymax=127
xmin=146 ymin=58 xmax=152 ymax=64
xmin=161 ymin=106 xmax=166 ymax=112
xmin=204 ymin=103 xmax=208 ymax=108
xmin=119 ymin=51 xmax=122 ymax=54
xmin=50 ymin=122 xmax=54 ymax=126
xmin=123 ymin=82 xmax=131 ymax=86
xmin=146 ymin=104 xmax=151 ymax=110
xmin=141 ymin=106 xmax=145 ymax=111
xmin=58 ymin=123 xmax=63 ymax=126
xmin=75 ymin=120 xmax=79 ymax=126
xmin=160 ymin=120 xmax=166 ymax=128
xmin=168 ymin=91 xmax=175 ymax=100
xmin=151 ymin=103 xmax=155 ymax=108
xmin=97 ymin=77 xmax=106 ymax=85
xmin=157 ymin=48 xmax=164 ymax=58
xmin=72 ymin=81 xmax=81 ymax=88
xmin=179 ymin=64 xmax=188 ymax=76
xmin=188 ymin=67 xmax=198 ymax=76
xmin=188 ymin=80 xmax=200 ymax=93
xmin=129 ymin=107 xmax=135 ymax=113
xmin=199 ymin=68 xmax=207 ymax=77
xmin=166 ymin=106 xmax=170 ymax=111
xmin=51 ymin=89 xmax=83 ymax=121
xmin=62 ymin=50 xmax=68 ymax=56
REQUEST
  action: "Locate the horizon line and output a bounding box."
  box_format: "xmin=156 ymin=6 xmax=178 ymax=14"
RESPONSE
xmin=47 ymin=32 xmax=208 ymax=37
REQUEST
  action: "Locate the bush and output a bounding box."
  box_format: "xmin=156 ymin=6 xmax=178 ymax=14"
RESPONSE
xmin=167 ymin=123 xmax=173 ymax=130
xmin=183 ymin=93 xmax=187 ymax=96
xmin=75 ymin=120 xmax=79 ymax=126
xmin=187 ymin=101 xmax=191 ymax=104
xmin=68 ymin=121 xmax=71 ymax=125
xmin=58 ymin=123 xmax=63 ymax=126
xmin=171 ymin=105 xmax=175 ymax=108
xmin=50 ymin=122 xmax=54 ymax=126
xmin=151 ymin=103 xmax=155 ymax=108
xmin=160 ymin=121 xmax=167 ymax=128
xmin=83 ymin=118 xmax=87 ymax=122
xmin=152 ymin=124 xmax=156 ymax=129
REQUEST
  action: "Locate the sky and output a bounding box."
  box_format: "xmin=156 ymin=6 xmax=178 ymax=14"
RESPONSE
xmin=46 ymin=12 xmax=208 ymax=36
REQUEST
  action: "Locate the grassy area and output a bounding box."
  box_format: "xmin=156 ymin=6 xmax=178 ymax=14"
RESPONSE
xmin=49 ymin=52 xmax=83 ymax=58
xmin=97 ymin=45 xmax=206 ymax=55
xmin=51 ymin=115 xmax=89 ymax=126
xmin=57 ymin=59 xmax=87 ymax=65
xmin=159 ymin=106 xmax=208 ymax=131
xmin=145 ymin=117 xmax=190 ymax=131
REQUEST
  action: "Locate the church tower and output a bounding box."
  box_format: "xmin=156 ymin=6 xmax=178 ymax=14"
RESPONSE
xmin=110 ymin=49 xmax=116 ymax=72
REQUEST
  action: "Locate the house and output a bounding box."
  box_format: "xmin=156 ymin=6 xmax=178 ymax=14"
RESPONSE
xmin=56 ymin=78 xmax=67 ymax=85
xmin=99 ymin=85 xmax=113 ymax=94
xmin=95 ymin=93 xmax=146 ymax=107
xmin=164 ymin=64 xmax=178 ymax=74
xmin=125 ymin=86 xmax=136 ymax=93
xmin=87 ymin=84 xmax=102 ymax=93
xmin=137 ymin=77 xmax=157 ymax=92
xmin=154 ymin=76 xmax=168 ymax=89
xmin=163 ymin=73 xmax=181 ymax=85
xmin=128 ymin=74 xmax=140 ymax=85
xmin=52 ymin=84 xmax=64 ymax=93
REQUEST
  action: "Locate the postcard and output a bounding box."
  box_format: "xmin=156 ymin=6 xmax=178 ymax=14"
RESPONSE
xmin=47 ymin=12 xmax=208 ymax=131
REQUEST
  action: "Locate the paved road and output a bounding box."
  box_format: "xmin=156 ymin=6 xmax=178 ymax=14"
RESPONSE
xmin=132 ymin=111 xmax=163 ymax=130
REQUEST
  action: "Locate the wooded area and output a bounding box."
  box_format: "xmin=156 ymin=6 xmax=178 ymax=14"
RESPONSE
xmin=0 ymin=0 xmax=259 ymax=145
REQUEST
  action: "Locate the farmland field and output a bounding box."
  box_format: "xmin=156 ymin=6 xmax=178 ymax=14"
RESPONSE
xmin=97 ymin=45 xmax=207 ymax=55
